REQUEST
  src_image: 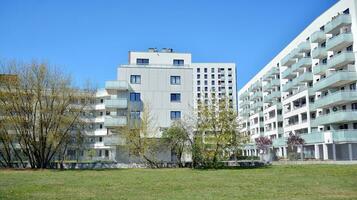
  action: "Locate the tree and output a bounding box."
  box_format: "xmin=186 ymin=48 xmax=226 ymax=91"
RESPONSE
xmin=0 ymin=61 xmax=95 ymax=168
xmin=194 ymin=96 xmax=241 ymax=168
xmin=162 ymin=120 xmax=191 ymax=167
xmin=120 ymin=104 xmax=161 ymax=168
xmin=287 ymin=133 xmax=305 ymax=160
xmin=255 ymin=136 xmax=272 ymax=154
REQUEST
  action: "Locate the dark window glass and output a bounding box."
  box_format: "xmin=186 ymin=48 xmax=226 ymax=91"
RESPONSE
xmin=170 ymin=93 xmax=181 ymax=102
xmin=136 ymin=58 xmax=149 ymax=65
xmin=173 ymin=59 xmax=184 ymax=66
xmin=130 ymin=93 xmax=141 ymax=101
xmin=130 ymin=75 xmax=141 ymax=84
xmin=170 ymin=76 xmax=181 ymax=85
xmin=170 ymin=111 xmax=181 ymax=120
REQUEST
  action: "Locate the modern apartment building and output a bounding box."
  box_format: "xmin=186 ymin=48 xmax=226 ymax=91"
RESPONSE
xmin=88 ymin=48 xmax=237 ymax=163
xmin=239 ymin=0 xmax=357 ymax=161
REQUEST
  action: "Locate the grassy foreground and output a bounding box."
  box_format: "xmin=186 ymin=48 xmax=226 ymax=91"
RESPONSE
xmin=1 ymin=165 xmax=357 ymax=200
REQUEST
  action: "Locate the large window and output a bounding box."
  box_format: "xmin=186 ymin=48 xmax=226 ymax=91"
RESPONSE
xmin=130 ymin=75 xmax=141 ymax=84
xmin=130 ymin=93 xmax=141 ymax=102
xmin=136 ymin=58 xmax=149 ymax=65
xmin=173 ymin=59 xmax=184 ymax=66
xmin=170 ymin=111 xmax=181 ymax=120
xmin=170 ymin=93 xmax=181 ymax=102
xmin=170 ymin=76 xmax=181 ymax=85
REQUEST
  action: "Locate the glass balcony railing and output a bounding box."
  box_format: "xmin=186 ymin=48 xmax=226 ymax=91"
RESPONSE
xmin=332 ymin=130 xmax=357 ymax=143
xmin=311 ymin=110 xmax=357 ymax=126
xmin=104 ymin=116 xmax=127 ymax=127
xmin=311 ymin=47 xmax=327 ymax=59
xmin=298 ymin=41 xmax=311 ymax=53
xmin=103 ymin=134 xmax=126 ymax=146
xmin=325 ymin=14 xmax=352 ymax=34
xmin=281 ymin=54 xmax=296 ymax=66
xmin=263 ymin=79 xmax=280 ymax=91
xmin=105 ymin=81 xmax=128 ymax=90
xmin=272 ymin=137 xmax=286 ymax=147
xmin=301 ymin=132 xmax=325 ymax=144
xmin=251 ymin=91 xmax=262 ymax=100
xmin=313 ymin=63 xmax=328 ymax=75
xmin=310 ymin=30 xmax=326 ymax=43
xmin=327 ymin=51 xmax=355 ymax=69
xmin=325 ymin=33 xmax=353 ymax=51
xmin=104 ymin=98 xmax=128 ymax=109
xmin=291 ymin=57 xmax=312 ymax=72
xmin=313 ymin=71 xmax=357 ymax=92
xmin=263 ymin=91 xmax=280 ymax=103
xmin=310 ymin=90 xmax=357 ymax=110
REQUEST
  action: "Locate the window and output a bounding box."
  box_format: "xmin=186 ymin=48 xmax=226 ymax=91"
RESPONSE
xmin=170 ymin=111 xmax=181 ymax=120
xmin=197 ymin=87 xmax=201 ymax=91
xmin=170 ymin=93 xmax=181 ymax=102
xmin=212 ymin=80 xmax=215 ymax=85
xmin=204 ymin=74 xmax=207 ymax=79
xmin=204 ymin=80 xmax=208 ymax=85
xmin=99 ymin=124 xmax=103 ymax=129
xmin=211 ymin=68 xmax=214 ymax=73
xmin=197 ymin=80 xmax=201 ymax=85
xmin=173 ymin=59 xmax=184 ymax=66
xmin=204 ymin=68 xmax=207 ymax=73
xmin=130 ymin=111 xmax=140 ymax=119
xmin=105 ymin=150 xmax=109 ymax=157
xmin=197 ymin=68 xmax=200 ymax=73
xmin=106 ymin=111 xmax=110 ymax=116
xmin=350 ymin=83 xmax=356 ymax=90
xmin=130 ymin=75 xmax=141 ymax=84
xmin=170 ymin=76 xmax=181 ymax=85
xmin=99 ymin=137 xmax=103 ymax=142
xmin=211 ymin=74 xmax=215 ymax=79
xmin=100 ymin=99 xmax=104 ymax=103
xmin=197 ymin=74 xmax=200 ymax=79
xmin=136 ymin=58 xmax=149 ymax=65
xmin=130 ymin=93 xmax=141 ymax=102
xmin=354 ymin=123 xmax=357 ymax=129
xmin=352 ymin=103 xmax=357 ymax=110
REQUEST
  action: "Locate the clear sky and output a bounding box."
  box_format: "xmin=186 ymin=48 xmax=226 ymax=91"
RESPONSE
xmin=0 ymin=0 xmax=337 ymax=89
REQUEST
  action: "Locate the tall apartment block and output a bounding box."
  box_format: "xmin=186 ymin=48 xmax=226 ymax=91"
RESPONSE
xmin=88 ymin=48 xmax=237 ymax=162
xmin=239 ymin=0 xmax=357 ymax=161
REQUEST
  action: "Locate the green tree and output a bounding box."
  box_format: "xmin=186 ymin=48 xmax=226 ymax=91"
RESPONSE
xmin=162 ymin=120 xmax=191 ymax=167
xmin=194 ymin=96 xmax=241 ymax=168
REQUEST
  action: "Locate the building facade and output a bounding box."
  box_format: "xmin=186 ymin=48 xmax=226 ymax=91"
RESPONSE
xmin=239 ymin=0 xmax=357 ymax=161
xmin=87 ymin=48 xmax=237 ymax=163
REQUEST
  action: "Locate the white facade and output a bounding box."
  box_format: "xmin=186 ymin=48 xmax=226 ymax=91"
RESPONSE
xmin=239 ymin=0 xmax=357 ymax=161
xmin=85 ymin=48 xmax=237 ymax=163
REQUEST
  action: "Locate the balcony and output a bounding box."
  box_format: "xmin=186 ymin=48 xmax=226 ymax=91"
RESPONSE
xmin=104 ymin=116 xmax=127 ymax=127
xmin=282 ymin=81 xmax=295 ymax=92
xmin=291 ymin=57 xmax=312 ymax=72
xmin=281 ymin=67 xmax=296 ymax=79
xmin=104 ymin=98 xmax=127 ymax=109
xmin=311 ymin=110 xmax=357 ymax=126
xmin=313 ymin=63 xmax=328 ymax=75
xmin=263 ymin=79 xmax=280 ymax=91
xmin=272 ymin=137 xmax=286 ymax=147
xmin=298 ymin=41 xmax=311 ymax=53
xmin=311 ymin=47 xmax=327 ymax=59
xmin=332 ymin=130 xmax=357 ymax=143
xmin=239 ymin=91 xmax=249 ymax=100
xmin=327 ymin=51 xmax=355 ymax=69
xmin=325 ymin=33 xmax=353 ymax=51
xmin=263 ymin=91 xmax=280 ymax=103
xmin=310 ymin=30 xmax=326 ymax=43
xmin=281 ymin=54 xmax=296 ymax=66
xmin=290 ymin=48 xmax=304 ymax=59
xmin=325 ymin=14 xmax=352 ymax=34
xmin=301 ymin=132 xmax=325 ymax=144
xmin=105 ymin=81 xmax=128 ymax=91
xmin=263 ymin=67 xmax=279 ymax=81
xmin=250 ymin=101 xmax=263 ymax=110
xmin=313 ymin=71 xmax=357 ymax=92
xmin=103 ymin=134 xmax=126 ymax=146
xmin=251 ymin=91 xmax=262 ymax=100
xmin=294 ymin=72 xmax=313 ymax=84
xmin=311 ymin=90 xmax=357 ymax=110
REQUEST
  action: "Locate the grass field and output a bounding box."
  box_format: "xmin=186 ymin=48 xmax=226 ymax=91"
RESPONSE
xmin=1 ymin=165 xmax=357 ymax=200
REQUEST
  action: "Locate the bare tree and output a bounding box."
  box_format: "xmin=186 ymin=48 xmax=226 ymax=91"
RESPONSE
xmin=0 ymin=61 xmax=95 ymax=168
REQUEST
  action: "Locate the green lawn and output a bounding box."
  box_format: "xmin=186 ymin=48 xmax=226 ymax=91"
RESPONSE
xmin=1 ymin=165 xmax=357 ymax=200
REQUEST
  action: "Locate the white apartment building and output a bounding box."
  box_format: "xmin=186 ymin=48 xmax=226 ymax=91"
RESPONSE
xmin=239 ymin=0 xmax=357 ymax=161
xmin=87 ymin=48 xmax=237 ymax=163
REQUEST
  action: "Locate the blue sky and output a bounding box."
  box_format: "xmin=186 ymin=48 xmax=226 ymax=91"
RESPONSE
xmin=0 ymin=0 xmax=337 ymax=89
